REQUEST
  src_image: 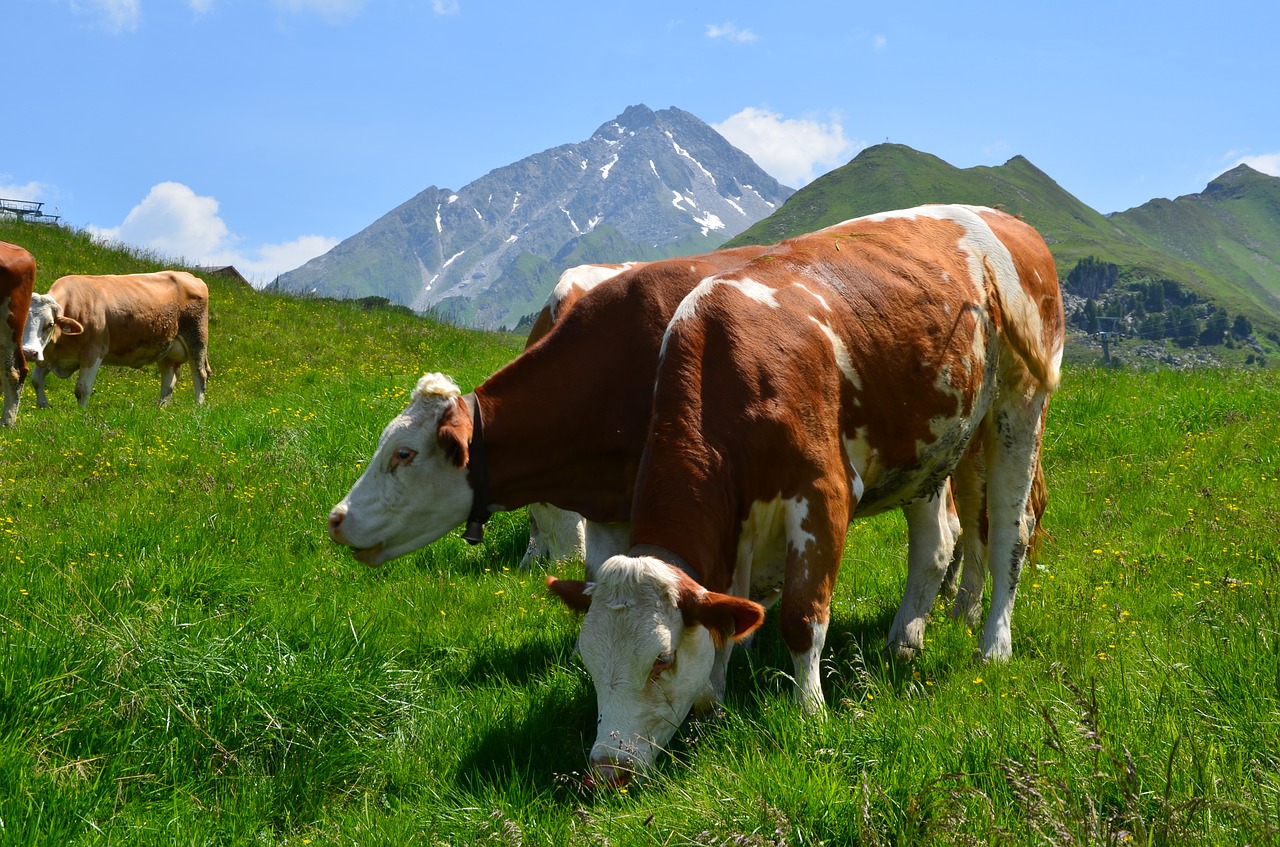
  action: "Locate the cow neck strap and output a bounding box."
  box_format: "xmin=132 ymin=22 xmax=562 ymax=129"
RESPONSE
xmin=461 ymin=392 xmax=491 ymax=545
xmin=630 ymin=544 xmax=702 ymax=585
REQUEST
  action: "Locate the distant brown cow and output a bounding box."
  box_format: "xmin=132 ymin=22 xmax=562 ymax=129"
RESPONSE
xmin=22 ymin=271 xmax=210 ymax=407
xmin=0 ymin=242 xmax=36 ymax=426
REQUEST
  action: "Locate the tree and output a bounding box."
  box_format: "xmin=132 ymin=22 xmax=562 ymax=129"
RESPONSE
xmin=1168 ymin=305 xmax=1200 ymax=347
xmin=1066 ymin=256 xmax=1120 ymax=298
xmin=1200 ymin=309 xmax=1229 ymax=346
xmin=1084 ymin=298 xmax=1100 ymax=334
xmin=1144 ymin=280 xmax=1166 ymax=312
xmin=1139 ymin=313 xmax=1165 ymax=340
xmin=1232 ymin=313 xmax=1254 ymax=340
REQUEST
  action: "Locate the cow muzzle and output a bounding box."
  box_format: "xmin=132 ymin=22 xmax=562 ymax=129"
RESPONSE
xmin=586 ymin=753 xmax=636 ymax=790
xmin=327 ymin=506 xmax=387 ymax=566
xmin=22 ymin=347 xmax=42 ymax=365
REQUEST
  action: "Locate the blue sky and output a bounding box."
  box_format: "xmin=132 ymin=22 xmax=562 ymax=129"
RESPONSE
xmin=6 ymin=0 xmax=1278 ymax=285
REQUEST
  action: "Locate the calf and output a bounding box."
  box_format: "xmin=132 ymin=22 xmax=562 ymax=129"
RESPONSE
xmin=0 ymin=242 xmax=36 ymax=426
xmin=22 ymin=271 xmax=210 ymax=407
xmin=548 ymin=205 xmax=1064 ymax=783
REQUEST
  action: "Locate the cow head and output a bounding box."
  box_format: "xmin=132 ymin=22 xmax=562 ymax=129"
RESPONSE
xmin=22 ymin=292 xmax=84 ymax=364
xmin=548 ymin=555 xmax=764 ymax=787
xmin=327 ymin=373 xmax=477 ymax=566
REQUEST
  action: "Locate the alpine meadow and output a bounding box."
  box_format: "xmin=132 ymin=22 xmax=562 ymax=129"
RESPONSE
xmin=2 ymin=219 xmax=1279 ymax=845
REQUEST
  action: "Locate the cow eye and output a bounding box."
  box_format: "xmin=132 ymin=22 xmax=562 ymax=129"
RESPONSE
xmin=389 ymin=447 xmax=417 ymax=470
xmin=649 ymin=653 xmax=675 ymax=682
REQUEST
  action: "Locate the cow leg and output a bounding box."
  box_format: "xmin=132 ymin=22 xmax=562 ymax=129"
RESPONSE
xmin=937 ymin=483 xmax=965 ymax=601
xmin=31 ymin=364 xmax=50 ymax=408
xmin=778 ymin=487 xmax=846 ymax=716
xmin=189 ymin=353 xmax=208 ymax=405
xmin=159 ymin=360 xmax=179 ymax=406
xmin=976 ymin=395 xmax=1048 ymax=662
xmin=74 ymin=358 xmax=102 ymax=407
xmin=949 ymin=448 xmax=989 ymax=631
xmin=1 ymin=349 xmax=19 ymax=427
xmin=885 ymin=487 xmax=955 ymax=662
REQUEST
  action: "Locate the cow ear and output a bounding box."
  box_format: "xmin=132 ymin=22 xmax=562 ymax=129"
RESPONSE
xmin=683 ymin=590 xmax=765 ymax=648
xmin=546 ymin=576 xmax=593 ymax=613
xmin=56 ymin=316 xmax=85 ymax=336
xmin=436 ymin=396 xmax=472 ymax=468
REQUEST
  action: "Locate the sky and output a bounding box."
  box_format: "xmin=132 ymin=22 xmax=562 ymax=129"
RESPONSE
xmin=5 ymin=0 xmax=1279 ymax=286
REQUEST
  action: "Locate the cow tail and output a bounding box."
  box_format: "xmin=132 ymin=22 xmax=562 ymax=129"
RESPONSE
xmin=982 ymin=255 xmax=1063 ymax=394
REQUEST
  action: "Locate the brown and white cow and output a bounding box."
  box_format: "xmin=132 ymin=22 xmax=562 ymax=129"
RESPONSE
xmin=22 ymin=271 xmax=210 ymax=408
xmin=327 ymin=248 xmax=769 ymax=566
xmin=519 ymin=261 xmax=643 ymax=570
xmin=0 ymin=242 xmax=36 ymax=427
xmin=329 ymin=241 xmax=1024 ymax=663
xmin=547 ymin=205 xmax=1064 ymax=783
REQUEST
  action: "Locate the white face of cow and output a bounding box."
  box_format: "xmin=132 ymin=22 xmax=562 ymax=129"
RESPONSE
xmin=548 ymin=555 xmax=765 ymax=787
xmin=22 ymin=292 xmax=82 ymax=364
xmin=327 ymin=374 xmax=476 ymax=566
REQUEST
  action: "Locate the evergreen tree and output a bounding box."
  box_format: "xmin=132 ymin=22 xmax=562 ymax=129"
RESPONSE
xmin=1200 ymin=310 xmax=1229 ymax=346
xmin=1066 ymin=256 xmax=1120 ymax=298
xmin=1084 ymin=298 xmax=1100 ymax=334
xmin=1232 ymin=313 xmax=1254 ymax=339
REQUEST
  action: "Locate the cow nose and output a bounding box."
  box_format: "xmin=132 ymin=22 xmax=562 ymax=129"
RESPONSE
xmin=327 ymin=506 xmax=348 ymax=542
xmin=587 ymin=756 xmax=634 ymax=790
xmin=22 ymin=348 xmax=39 ymax=362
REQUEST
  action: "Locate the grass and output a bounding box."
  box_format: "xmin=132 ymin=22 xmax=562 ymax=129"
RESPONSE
xmin=2 ymin=220 xmax=1280 ymax=844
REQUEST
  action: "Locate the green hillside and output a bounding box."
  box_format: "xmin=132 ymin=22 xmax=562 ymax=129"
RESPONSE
xmin=726 ymin=144 xmax=1280 ymax=339
xmin=0 ymin=217 xmax=523 ymax=407
xmin=1110 ymin=164 xmax=1280 ymax=324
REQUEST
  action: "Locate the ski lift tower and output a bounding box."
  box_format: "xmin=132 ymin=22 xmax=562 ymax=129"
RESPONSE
xmin=1095 ymin=315 xmax=1123 ymax=366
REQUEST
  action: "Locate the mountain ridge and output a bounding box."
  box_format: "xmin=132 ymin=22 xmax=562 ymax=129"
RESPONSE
xmin=726 ymin=143 xmax=1280 ymax=338
xmin=273 ymin=104 xmax=793 ymax=329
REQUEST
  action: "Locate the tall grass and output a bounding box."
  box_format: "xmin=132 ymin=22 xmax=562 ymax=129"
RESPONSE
xmin=2 ymin=220 xmax=1278 ymax=845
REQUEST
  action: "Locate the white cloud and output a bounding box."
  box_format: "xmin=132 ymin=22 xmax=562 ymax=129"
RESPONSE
xmin=432 ymin=0 xmax=459 ymax=13
xmin=70 ymin=0 xmax=140 ymax=33
xmin=0 ymin=177 xmax=52 ymax=202
xmin=873 ymin=34 xmax=887 ymax=50
xmin=90 ymin=182 xmax=337 ymax=287
xmin=706 ymin=23 xmax=758 ymax=44
xmin=713 ymin=107 xmax=861 ymax=187
xmin=1235 ymin=152 xmax=1280 ymax=177
xmin=188 ymin=0 xmax=214 ymax=13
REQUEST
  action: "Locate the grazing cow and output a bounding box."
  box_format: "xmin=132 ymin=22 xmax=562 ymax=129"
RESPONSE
xmin=327 ymin=248 xmax=769 ymax=566
xmin=0 ymin=242 xmax=36 ymax=427
xmin=547 ymin=205 xmax=1064 ymax=783
xmin=22 ymin=271 xmax=210 ymax=408
xmin=520 ymin=262 xmax=643 ymax=570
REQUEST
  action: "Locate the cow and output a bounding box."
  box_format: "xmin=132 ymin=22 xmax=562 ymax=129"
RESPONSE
xmin=327 ymin=247 xmax=772 ymax=569
xmin=519 ymin=262 xmax=643 ymax=570
xmin=0 ymin=242 xmax=36 ymax=427
xmin=22 ymin=271 xmax=210 ymax=408
xmin=546 ymin=205 xmax=1064 ymax=784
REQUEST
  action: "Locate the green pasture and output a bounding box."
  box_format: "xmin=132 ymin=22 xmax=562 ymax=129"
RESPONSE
xmin=2 ymin=222 xmax=1278 ymax=845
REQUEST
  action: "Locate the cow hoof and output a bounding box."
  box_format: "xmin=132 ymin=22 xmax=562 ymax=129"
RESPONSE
xmin=884 ymin=641 xmax=918 ymax=664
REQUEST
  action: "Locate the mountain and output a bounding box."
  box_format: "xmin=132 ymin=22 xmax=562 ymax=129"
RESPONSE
xmin=273 ymin=105 xmax=793 ymax=329
xmin=726 ymin=143 xmax=1280 ymax=338
xmin=1109 ymin=164 xmax=1280 ymax=324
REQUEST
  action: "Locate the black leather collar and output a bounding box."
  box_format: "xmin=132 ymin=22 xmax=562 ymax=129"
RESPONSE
xmin=461 ymin=393 xmax=490 ymax=545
